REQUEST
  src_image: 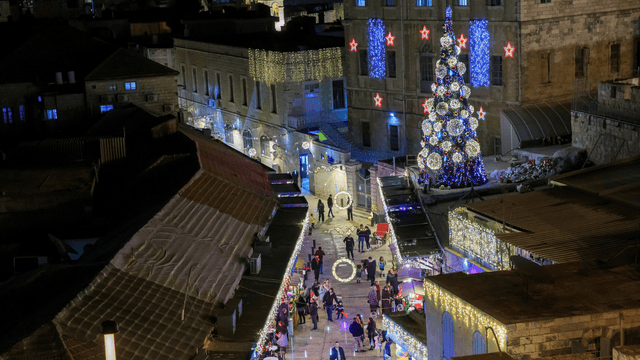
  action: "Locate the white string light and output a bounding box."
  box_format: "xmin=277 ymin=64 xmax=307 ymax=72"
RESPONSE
xmin=382 ymin=314 xmax=428 ymax=360
xmin=377 ymin=177 xmax=403 ymax=264
xmin=248 ymin=48 xmax=342 ymax=85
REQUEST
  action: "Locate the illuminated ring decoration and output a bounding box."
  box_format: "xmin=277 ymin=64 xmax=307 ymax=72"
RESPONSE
xmin=248 ymin=148 xmax=257 ymax=157
xmin=332 ymin=258 xmax=356 ymax=283
xmin=302 ymin=141 xmax=310 ymax=149
xmin=333 ymin=191 xmax=353 ymax=210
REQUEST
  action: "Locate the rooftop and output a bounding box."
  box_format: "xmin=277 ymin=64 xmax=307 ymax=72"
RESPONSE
xmin=85 ymin=47 xmax=179 ymax=81
xmin=428 ymin=260 xmax=640 ymax=325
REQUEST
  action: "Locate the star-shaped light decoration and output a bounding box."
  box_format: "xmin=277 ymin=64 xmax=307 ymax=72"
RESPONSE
xmin=385 ymin=32 xmax=395 ymax=46
xmin=477 ymin=106 xmax=486 ymax=120
xmin=420 ymin=26 xmax=430 ymax=40
xmin=422 ymin=99 xmax=430 ymax=114
xmin=374 ymin=93 xmax=383 ymax=107
xmin=504 ymin=42 xmax=515 ymax=57
xmin=349 ymin=38 xmax=358 ymax=52
xmin=457 ymin=33 xmax=467 ymax=49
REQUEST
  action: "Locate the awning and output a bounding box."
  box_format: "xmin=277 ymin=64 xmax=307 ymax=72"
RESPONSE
xmin=500 ymin=101 xmax=572 ymax=146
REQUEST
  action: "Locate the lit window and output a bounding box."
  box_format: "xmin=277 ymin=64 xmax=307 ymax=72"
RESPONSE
xmin=19 ymin=105 xmax=25 ymax=121
xmin=458 ymin=0 xmax=468 ymax=5
xmin=100 ymin=105 xmax=114 ymax=113
xmin=109 ymin=84 xmax=117 ymax=91
xmin=356 ymin=0 xmax=365 ymax=6
xmin=125 ymin=82 xmax=137 ymax=90
xmin=416 ymin=0 xmax=432 ymax=5
xmin=46 ymin=109 xmax=58 ymax=120
xmin=2 ymin=107 xmax=13 ymax=124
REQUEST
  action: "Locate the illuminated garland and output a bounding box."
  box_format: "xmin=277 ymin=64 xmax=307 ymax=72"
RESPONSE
xmin=469 ymin=20 xmax=490 ymax=88
xmin=248 ymin=48 xmax=342 ymax=85
xmin=332 ymin=258 xmax=357 ymax=282
xmin=383 ymin=314 xmax=429 ymax=360
xmin=377 ymin=177 xmax=404 ymax=263
xmin=448 ymin=208 xmax=509 ymax=270
xmin=367 ymin=19 xmax=386 ymax=79
xmin=424 ymin=280 xmax=507 ymax=349
xmin=254 ymin=212 xmax=310 ymax=355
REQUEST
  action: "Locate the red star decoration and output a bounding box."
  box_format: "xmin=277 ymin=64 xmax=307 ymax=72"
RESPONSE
xmin=477 ymin=106 xmax=486 ymax=120
xmin=420 ymin=26 xmax=430 ymax=40
xmin=422 ymin=99 xmax=430 ymax=114
xmin=385 ymin=32 xmax=395 ymax=46
xmin=374 ymin=93 xmax=383 ymax=107
xmin=504 ymin=42 xmax=515 ymax=57
xmin=349 ymin=38 xmax=358 ymax=52
xmin=457 ymin=33 xmax=467 ymax=49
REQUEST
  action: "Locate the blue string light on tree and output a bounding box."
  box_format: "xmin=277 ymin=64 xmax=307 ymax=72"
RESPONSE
xmin=469 ymin=19 xmax=490 ymax=88
xmin=417 ymin=6 xmax=488 ymax=189
xmin=367 ymin=18 xmax=386 ymax=79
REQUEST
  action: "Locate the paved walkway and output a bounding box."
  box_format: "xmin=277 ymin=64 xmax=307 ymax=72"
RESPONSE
xmin=287 ymin=193 xmax=397 ymax=360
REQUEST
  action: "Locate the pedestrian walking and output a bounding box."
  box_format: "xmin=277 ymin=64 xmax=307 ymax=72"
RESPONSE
xmin=343 ymin=233 xmax=355 ymax=260
xmin=319 ymin=280 xmax=330 ymax=304
xmin=347 ymin=201 xmax=353 ymax=221
xmin=357 ymin=224 xmax=365 ymax=252
xmin=315 ymin=246 xmax=325 ymax=274
xmin=311 ymin=255 xmax=322 ymax=282
xmin=356 ymin=264 xmax=362 ymax=283
xmin=367 ymin=286 xmax=379 ymax=316
xmin=349 ymin=316 xmax=365 ymax=353
xmin=363 ymin=226 xmax=372 ymax=250
xmin=318 ymin=199 xmax=325 ymax=222
xmin=367 ymin=256 xmax=377 ymax=286
xmin=327 ymin=194 xmax=335 ymax=218
xmin=309 ymin=214 xmax=316 ymax=230
xmin=386 ymin=268 xmax=399 ymax=294
xmin=329 ymin=341 xmax=347 ymax=360
xmin=323 ymin=288 xmax=338 ymax=321
xmin=309 ymin=296 xmax=319 ymax=330
xmin=296 ymin=294 xmax=306 ymax=324
xmin=366 ymin=317 xmax=377 ymax=350
xmin=382 ymin=285 xmax=392 ymax=314
xmin=379 ymin=256 xmax=386 ymax=278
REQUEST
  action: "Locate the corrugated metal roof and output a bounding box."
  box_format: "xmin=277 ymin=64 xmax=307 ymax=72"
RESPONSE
xmin=500 ymin=101 xmax=571 ymax=144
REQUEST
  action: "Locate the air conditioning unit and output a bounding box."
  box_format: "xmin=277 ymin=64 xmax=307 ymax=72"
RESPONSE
xmin=101 ymin=95 xmax=114 ymax=102
xmin=117 ymin=94 xmax=129 ymax=102
xmin=249 ymin=253 xmax=261 ymax=274
xmin=163 ymin=104 xmax=175 ymax=112
xmin=146 ymin=94 xmax=158 ymax=102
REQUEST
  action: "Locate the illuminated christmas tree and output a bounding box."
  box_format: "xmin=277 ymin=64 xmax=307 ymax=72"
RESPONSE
xmin=418 ymin=6 xmax=488 ymax=188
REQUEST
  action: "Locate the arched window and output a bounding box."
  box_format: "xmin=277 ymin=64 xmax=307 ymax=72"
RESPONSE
xmin=420 ymin=42 xmax=435 ymax=93
xmin=443 ymin=311 xmax=455 ymax=359
xmin=260 ymin=135 xmax=270 ymax=157
xmin=243 ymin=130 xmax=253 ymax=150
xmin=473 ymin=330 xmax=486 ymax=355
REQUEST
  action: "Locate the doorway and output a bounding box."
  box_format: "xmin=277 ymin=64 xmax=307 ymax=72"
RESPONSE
xmin=299 ymin=153 xmax=309 ymax=190
xmin=356 ymin=167 xmax=371 ymax=209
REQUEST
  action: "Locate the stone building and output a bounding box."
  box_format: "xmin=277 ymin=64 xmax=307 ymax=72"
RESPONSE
xmin=424 ymin=259 xmax=640 ymax=360
xmin=342 ymin=0 xmax=640 ymax=159
xmin=572 ymin=78 xmax=640 ymax=165
xmin=173 ymin=15 xmax=350 ymax=194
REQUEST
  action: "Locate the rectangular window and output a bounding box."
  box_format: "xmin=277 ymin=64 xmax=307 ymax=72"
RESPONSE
xmin=46 ymin=109 xmax=57 ymax=120
xmin=575 ymin=48 xmax=584 ymax=78
xmin=125 ymin=82 xmax=137 ymax=90
xmin=387 ymin=51 xmax=396 ymax=78
xmin=356 ymin=0 xmax=365 ymax=6
xmin=192 ymin=68 xmax=197 ymax=93
xmin=384 ymin=0 xmax=394 ymax=6
xmin=332 ymin=79 xmax=345 ymax=109
xmin=611 ymin=43 xmax=620 ymax=73
xmin=458 ymin=0 xmax=468 ymax=5
xmin=270 ymin=84 xmax=277 ymax=114
xmin=459 ymin=54 xmax=470 ymax=84
xmin=255 ymin=81 xmax=261 ymax=109
xmin=487 ymin=0 xmax=501 ymax=5
xmin=540 ymin=53 xmax=551 ymax=83
xmin=2 ymin=107 xmax=12 ymax=124
xmin=204 ymin=70 xmax=210 ymax=96
xmin=491 ymin=56 xmax=502 ymax=86
xmin=359 ymin=50 xmax=369 ymax=76
xmin=19 ymin=105 xmax=25 ymax=121
xmin=304 ymin=83 xmax=320 ymax=97
xmin=390 ymin=125 xmax=399 ymax=151
xmin=362 ymin=122 xmax=371 ymax=147
xmin=229 ymin=75 xmax=234 ymax=103
xmin=540 ymin=0 xmax=551 ymax=3
xmin=242 ymin=78 xmax=248 ymax=105
xmin=416 ymin=0 xmax=432 ymax=6
xmin=181 ymin=65 xmax=186 ymax=86
xmin=420 ymin=54 xmax=434 ymax=92
xmin=100 ymin=105 xmax=114 ymax=113
xmin=216 ymin=73 xmax=222 ymax=99
xmin=109 ymin=84 xmax=117 ymax=91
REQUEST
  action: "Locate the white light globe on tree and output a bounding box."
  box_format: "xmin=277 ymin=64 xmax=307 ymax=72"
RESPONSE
xmin=427 ymin=153 xmax=442 ymax=170
xmin=469 ymin=117 xmax=479 ymax=130
xmin=447 ymin=119 xmax=464 ymax=136
xmin=466 ymin=139 xmax=481 ymax=157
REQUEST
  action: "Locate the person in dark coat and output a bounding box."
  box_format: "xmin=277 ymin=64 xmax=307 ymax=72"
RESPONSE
xmin=329 ymin=341 xmax=347 ymax=360
xmin=276 ymin=299 xmax=289 ymax=324
xmin=366 ymin=257 xmax=377 ymax=286
xmin=367 ymin=286 xmax=379 ymax=314
xmin=318 ymin=199 xmax=325 ymax=222
xmin=363 ymin=226 xmax=372 ymax=250
xmin=327 ymin=194 xmax=335 ymax=217
xmin=343 ymin=234 xmax=355 ymax=260
xmin=309 ymin=296 xmax=319 ymax=330
xmin=349 ymin=317 xmax=365 ymax=352
xmin=315 ymin=247 xmax=326 ymax=274
xmin=296 ymin=294 xmax=306 ymax=324
xmin=347 ymin=201 xmax=353 ymax=221
xmin=381 ymin=285 xmax=392 ymax=314
xmin=311 ymin=255 xmax=322 ymax=282
xmin=366 ymin=317 xmax=377 ymax=350
xmin=323 ymin=288 xmax=338 ymax=321
xmin=386 ymin=268 xmax=399 ymax=293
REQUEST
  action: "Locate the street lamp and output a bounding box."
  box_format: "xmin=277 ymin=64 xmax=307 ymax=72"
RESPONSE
xmin=101 ymin=321 xmax=119 ymax=360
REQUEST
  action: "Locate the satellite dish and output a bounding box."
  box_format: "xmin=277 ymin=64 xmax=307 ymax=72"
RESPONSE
xmin=510 ymin=255 xmax=554 ymax=299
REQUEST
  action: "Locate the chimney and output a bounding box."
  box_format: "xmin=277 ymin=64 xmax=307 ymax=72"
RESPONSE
xmin=55 ymin=72 xmax=63 ymax=85
xmin=67 ymin=71 xmax=76 ymax=84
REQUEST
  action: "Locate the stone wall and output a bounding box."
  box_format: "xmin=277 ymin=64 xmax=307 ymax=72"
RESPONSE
xmin=506 ymin=309 xmax=640 ymax=360
xmin=597 ymin=80 xmax=640 ymax=117
xmin=571 ymin=111 xmax=640 ymax=165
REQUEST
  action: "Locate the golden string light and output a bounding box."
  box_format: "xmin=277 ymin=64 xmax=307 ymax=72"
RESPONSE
xmin=248 ymin=48 xmax=343 ymax=85
xmin=424 ymin=279 xmax=507 ymax=349
xmin=377 ymin=177 xmax=404 ymax=263
xmin=382 ymin=314 xmax=429 ymax=360
xmin=332 ymin=258 xmax=357 ymax=283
